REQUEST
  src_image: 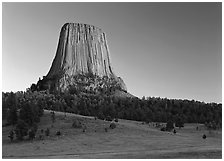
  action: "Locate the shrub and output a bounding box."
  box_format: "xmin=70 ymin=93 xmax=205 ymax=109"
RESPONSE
xmin=160 ymin=127 xmax=166 ymax=131
xmin=72 ymin=119 xmax=82 ymax=128
xmin=51 ymin=111 xmax=55 ymax=123
xmin=45 ymin=128 xmax=50 ymax=136
xmin=114 ymin=118 xmax=118 ymax=122
xmin=82 ymin=124 xmax=87 ymax=132
xmin=110 ymin=122 xmax=116 ymax=129
xmin=8 ymin=130 xmax=15 ymax=142
xmin=56 ymin=131 xmax=61 ymax=136
xmin=173 ymin=129 xmax=176 ymax=134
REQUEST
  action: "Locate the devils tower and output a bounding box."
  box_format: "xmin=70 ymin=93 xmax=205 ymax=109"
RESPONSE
xmin=35 ymin=23 xmax=127 ymax=95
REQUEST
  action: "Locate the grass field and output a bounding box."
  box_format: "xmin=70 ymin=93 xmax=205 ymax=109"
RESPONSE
xmin=2 ymin=110 xmax=222 ymax=159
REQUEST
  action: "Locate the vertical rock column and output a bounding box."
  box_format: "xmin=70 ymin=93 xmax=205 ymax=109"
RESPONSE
xmin=45 ymin=23 xmax=127 ymax=92
xmin=46 ymin=23 xmax=115 ymax=78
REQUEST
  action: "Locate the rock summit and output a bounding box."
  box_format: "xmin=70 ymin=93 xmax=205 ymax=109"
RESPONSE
xmin=35 ymin=23 xmax=127 ymax=94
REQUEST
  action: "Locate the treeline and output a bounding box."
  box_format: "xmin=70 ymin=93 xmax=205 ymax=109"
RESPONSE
xmin=2 ymin=90 xmax=222 ymax=130
xmin=2 ymin=91 xmax=44 ymax=140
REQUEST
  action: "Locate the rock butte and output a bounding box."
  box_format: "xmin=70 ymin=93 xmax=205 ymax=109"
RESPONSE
xmin=38 ymin=23 xmax=127 ymax=93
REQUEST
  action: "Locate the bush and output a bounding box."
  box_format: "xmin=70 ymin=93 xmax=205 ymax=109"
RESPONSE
xmin=110 ymin=122 xmax=116 ymax=129
xmin=45 ymin=128 xmax=50 ymax=136
xmin=8 ymin=130 xmax=15 ymax=142
xmin=160 ymin=127 xmax=166 ymax=131
xmin=82 ymin=124 xmax=87 ymax=132
xmin=56 ymin=131 xmax=61 ymax=136
xmin=173 ymin=129 xmax=176 ymax=134
xmin=15 ymin=120 xmax=29 ymax=140
xmin=51 ymin=111 xmax=55 ymax=123
xmin=114 ymin=118 xmax=119 ymax=122
xmin=72 ymin=119 xmax=82 ymax=128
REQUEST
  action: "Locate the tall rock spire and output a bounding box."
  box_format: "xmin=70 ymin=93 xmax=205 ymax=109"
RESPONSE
xmin=47 ymin=23 xmax=115 ymax=79
xmin=38 ymin=23 xmax=127 ymax=93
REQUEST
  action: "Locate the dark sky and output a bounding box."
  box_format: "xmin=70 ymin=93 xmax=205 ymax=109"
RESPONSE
xmin=2 ymin=2 xmax=222 ymax=103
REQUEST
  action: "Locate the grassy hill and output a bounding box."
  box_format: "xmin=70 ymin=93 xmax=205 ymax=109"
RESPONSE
xmin=2 ymin=110 xmax=221 ymax=159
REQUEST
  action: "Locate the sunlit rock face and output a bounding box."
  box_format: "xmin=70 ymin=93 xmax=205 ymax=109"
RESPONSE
xmin=47 ymin=23 xmax=115 ymax=79
xmin=38 ymin=23 xmax=127 ymax=93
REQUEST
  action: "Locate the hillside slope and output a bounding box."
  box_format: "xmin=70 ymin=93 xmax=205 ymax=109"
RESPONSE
xmin=2 ymin=110 xmax=221 ymax=159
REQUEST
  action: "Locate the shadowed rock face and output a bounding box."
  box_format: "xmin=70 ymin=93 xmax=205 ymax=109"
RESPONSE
xmin=40 ymin=23 xmax=127 ymax=93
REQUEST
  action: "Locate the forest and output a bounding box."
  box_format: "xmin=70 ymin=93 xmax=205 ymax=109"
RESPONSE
xmin=2 ymin=88 xmax=222 ymax=139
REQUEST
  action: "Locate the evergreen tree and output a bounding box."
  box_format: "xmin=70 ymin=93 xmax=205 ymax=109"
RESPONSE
xmin=6 ymin=92 xmax=18 ymax=125
xmin=175 ymin=116 xmax=184 ymax=128
xmin=7 ymin=107 xmax=18 ymax=125
xmin=166 ymin=119 xmax=174 ymax=131
xmin=15 ymin=119 xmax=29 ymax=140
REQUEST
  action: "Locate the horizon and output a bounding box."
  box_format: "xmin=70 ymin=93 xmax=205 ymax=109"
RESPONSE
xmin=2 ymin=2 xmax=222 ymax=103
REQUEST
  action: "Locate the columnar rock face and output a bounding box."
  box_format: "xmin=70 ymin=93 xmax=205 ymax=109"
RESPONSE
xmin=47 ymin=23 xmax=115 ymax=78
xmin=39 ymin=23 xmax=127 ymax=93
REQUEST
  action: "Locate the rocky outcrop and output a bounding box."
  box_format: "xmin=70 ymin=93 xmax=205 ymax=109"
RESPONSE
xmin=38 ymin=23 xmax=127 ymax=93
xmin=47 ymin=23 xmax=115 ymax=78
